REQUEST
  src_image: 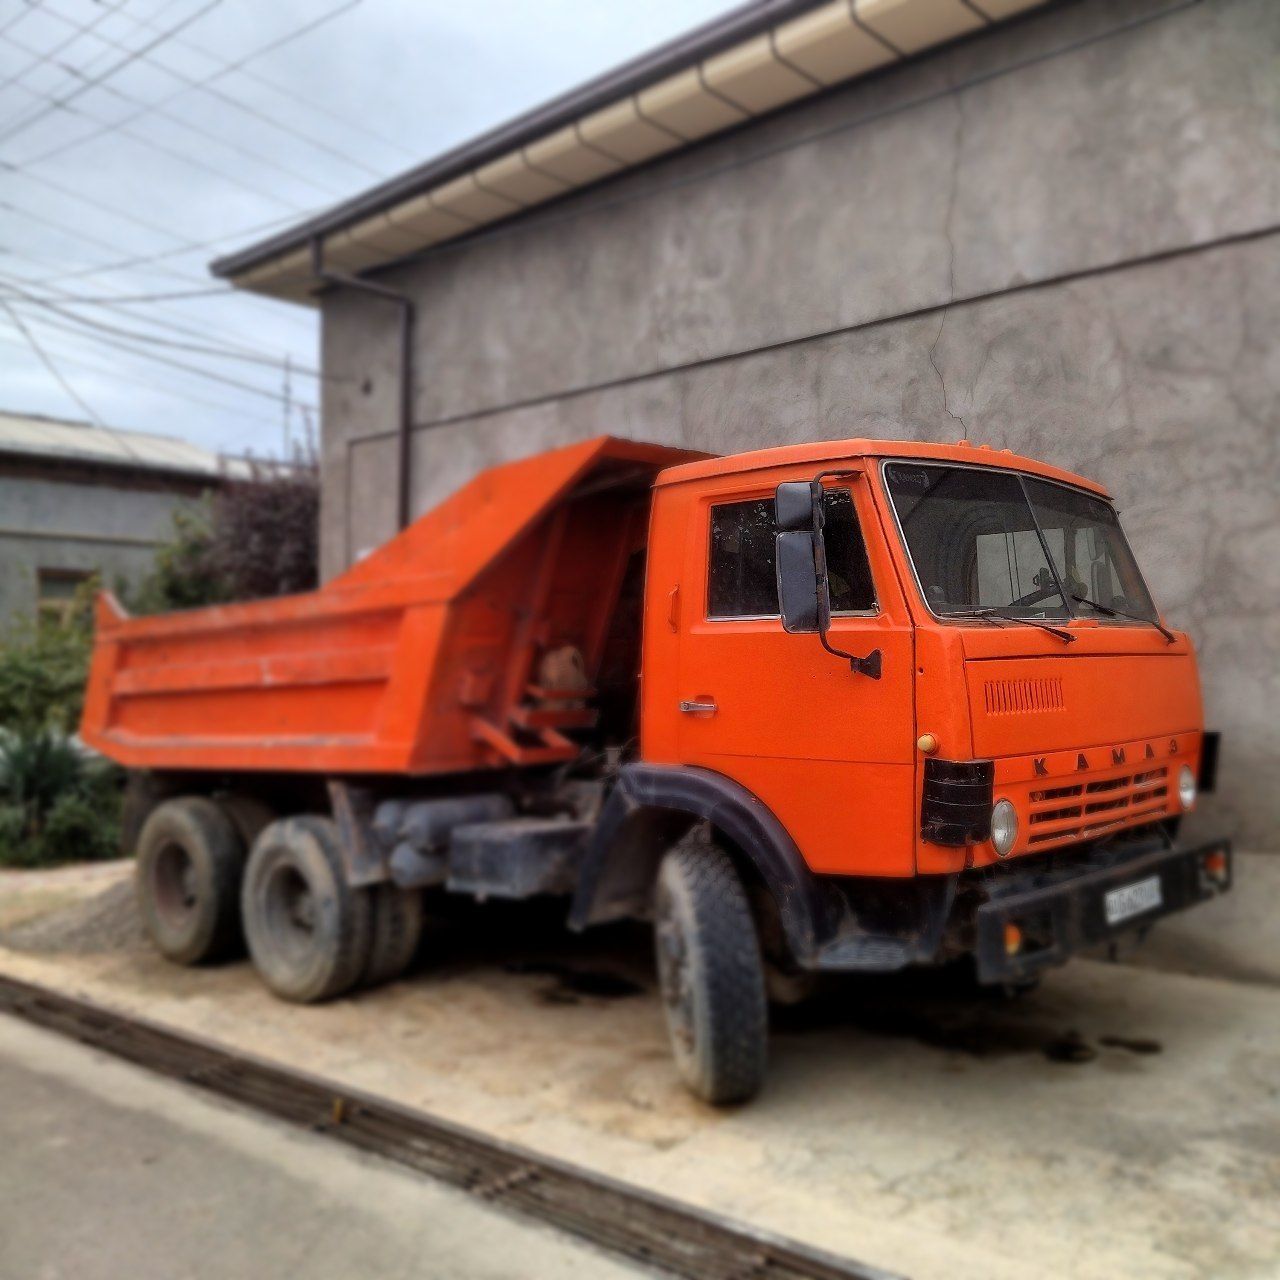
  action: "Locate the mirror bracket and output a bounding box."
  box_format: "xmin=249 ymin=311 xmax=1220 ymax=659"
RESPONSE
xmin=775 ymin=469 xmax=883 ymax=680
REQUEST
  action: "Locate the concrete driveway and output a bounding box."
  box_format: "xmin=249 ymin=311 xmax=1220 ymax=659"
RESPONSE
xmin=0 ymin=1013 xmax=645 ymax=1280
xmin=1 ymin=862 xmax=1278 ymax=1280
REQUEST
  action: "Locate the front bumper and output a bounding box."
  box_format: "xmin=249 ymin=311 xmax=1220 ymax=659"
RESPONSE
xmin=974 ymin=834 xmax=1232 ymax=984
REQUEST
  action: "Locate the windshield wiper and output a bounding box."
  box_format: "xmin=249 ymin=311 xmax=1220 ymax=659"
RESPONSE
xmin=945 ymin=608 xmax=1076 ymax=644
xmin=1071 ymin=594 xmax=1176 ymax=644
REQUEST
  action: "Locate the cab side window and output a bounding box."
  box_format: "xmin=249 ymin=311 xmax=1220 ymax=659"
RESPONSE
xmin=708 ymin=490 xmax=876 ymax=619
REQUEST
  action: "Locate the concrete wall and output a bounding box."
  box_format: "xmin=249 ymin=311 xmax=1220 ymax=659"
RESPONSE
xmin=0 ymin=468 xmax=204 ymax=626
xmin=319 ymin=0 xmax=1280 ymax=846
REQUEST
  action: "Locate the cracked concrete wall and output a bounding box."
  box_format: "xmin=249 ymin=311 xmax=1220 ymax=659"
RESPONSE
xmin=319 ymin=0 xmax=1280 ymax=846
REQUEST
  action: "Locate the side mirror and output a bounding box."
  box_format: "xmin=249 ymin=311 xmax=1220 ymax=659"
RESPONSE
xmin=776 ymin=530 xmax=820 ymax=632
xmin=775 ymin=480 xmax=817 ymax=533
xmin=775 ymin=480 xmax=825 ymax=634
xmin=774 ymin=475 xmax=883 ymax=679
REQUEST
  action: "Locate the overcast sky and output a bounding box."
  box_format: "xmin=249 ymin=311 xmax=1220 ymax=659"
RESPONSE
xmin=0 ymin=0 xmax=727 ymax=458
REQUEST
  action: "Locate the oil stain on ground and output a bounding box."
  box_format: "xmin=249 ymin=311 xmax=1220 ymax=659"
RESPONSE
xmin=504 ymin=959 xmax=646 ymax=1004
xmin=772 ymin=973 xmax=1161 ymax=1068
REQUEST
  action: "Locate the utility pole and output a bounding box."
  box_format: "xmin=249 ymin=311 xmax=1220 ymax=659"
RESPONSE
xmin=282 ymin=354 xmax=292 ymax=458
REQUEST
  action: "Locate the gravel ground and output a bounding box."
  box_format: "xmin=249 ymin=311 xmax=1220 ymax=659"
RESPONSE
xmin=1 ymin=875 xmax=143 ymax=954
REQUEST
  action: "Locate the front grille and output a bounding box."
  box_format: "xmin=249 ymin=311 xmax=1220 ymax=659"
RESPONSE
xmin=1026 ymin=766 xmax=1169 ymax=847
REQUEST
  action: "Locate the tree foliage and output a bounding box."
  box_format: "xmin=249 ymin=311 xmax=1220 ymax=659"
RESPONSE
xmin=0 ymin=593 xmax=96 ymax=735
xmin=0 ymin=728 xmax=121 ymax=867
xmin=128 ymin=451 xmax=319 ymax=614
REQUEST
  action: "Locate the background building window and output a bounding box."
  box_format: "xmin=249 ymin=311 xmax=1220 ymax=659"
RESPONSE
xmin=37 ymin=568 xmax=94 ymax=625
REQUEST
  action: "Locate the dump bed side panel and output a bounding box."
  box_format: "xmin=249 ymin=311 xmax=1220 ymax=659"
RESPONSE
xmin=80 ymin=436 xmax=706 ymax=775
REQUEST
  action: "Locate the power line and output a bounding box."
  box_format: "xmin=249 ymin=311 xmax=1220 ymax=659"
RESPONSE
xmin=8 ymin=0 xmax=365 ymax=164
xmin=1 ymin=196 xmax=207 ymax=279
xmin=0 ymin=194 xmax=318 ymax=323
xmin=0 ymin=281 xmax=247 ymax=302
xmin=2 ymin=77 xmax=319 ymax=213
xmin=0 ymin=0 xmax=225 ymax=145
xmin=9 ymin=299 xmax=319 ymax=409
xmin=1 ymin=293 xmax=106 ymax=426
xmin=0 ymin=0 xmax=131 ymax=92
xmin=2 ymin=26 xmax=357 ymax=202
xmin=106 ymin=0 xmax=420 ymax=165
xmin=19 ymin=0 xmax=389 ymax=182
xmin=0 ymin=1 xmax=53 ymax=43
xmin=4 ymin=281 xmax=332 ymax=378
xmin=0 ymin=259 xmax=316 ymax=361
xmin=0 ymin=322 xmax=314 ymax=434
xmin=32 ymin=207 xmax=311 ymax=286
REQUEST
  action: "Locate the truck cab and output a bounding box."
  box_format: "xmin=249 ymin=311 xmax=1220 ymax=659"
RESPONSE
xmin=88 ymin=435 xmax=1230 ymax=1106
xmin=644 ymin=439 xmax=1207 ymax=879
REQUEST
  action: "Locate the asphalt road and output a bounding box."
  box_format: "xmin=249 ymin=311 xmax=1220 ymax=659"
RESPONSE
xmin=0 ymin=1013 xmax=647 ymax=1280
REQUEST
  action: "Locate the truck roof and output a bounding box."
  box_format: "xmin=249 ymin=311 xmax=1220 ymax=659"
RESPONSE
xmin=656 ymin=438 xmax=1111 ymax=498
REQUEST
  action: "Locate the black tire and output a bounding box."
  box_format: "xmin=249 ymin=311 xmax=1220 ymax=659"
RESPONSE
xmin=241 ymin=816 xmax=372 ymax=1003
xmin=217 ymin=793 xmax=276 ymax=851
xmin=136 ymin=796 xmax=246 ymax=965
xmin=654 ymin=827 xmax=768 ymax=1105
xmin=361 ymin=886 xmax=424 ymax=988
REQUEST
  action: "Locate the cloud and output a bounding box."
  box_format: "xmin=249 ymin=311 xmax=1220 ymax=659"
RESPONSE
xmin=0 ymin=0 xmax=724 ymax=456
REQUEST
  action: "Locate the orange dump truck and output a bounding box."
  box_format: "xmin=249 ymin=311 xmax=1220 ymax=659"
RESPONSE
xmin=82 ymin=435 xmax=1230 ymax=1102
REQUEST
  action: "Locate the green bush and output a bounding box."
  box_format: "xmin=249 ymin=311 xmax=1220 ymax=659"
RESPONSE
xmin=0 ymin=604 xmax=95 ymax=735
xmin=126 ymin=452 xmax=318 ymax=616
xmin=0 ymin=728 xmax=122 ymax=868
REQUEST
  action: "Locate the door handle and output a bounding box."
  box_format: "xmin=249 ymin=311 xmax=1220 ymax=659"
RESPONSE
xmin=679 ymin=700 xmax=717 ymax=714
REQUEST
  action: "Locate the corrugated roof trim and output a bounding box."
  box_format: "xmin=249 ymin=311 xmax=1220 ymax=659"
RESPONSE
xmin=214 ymin=0 xmax=1047 ymax=305
xmin=0 ymin=410 xmax=255 ymax=480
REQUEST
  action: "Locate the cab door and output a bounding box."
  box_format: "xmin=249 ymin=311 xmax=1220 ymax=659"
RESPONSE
xmin=674 ymin=471 xmax=917 ymax=877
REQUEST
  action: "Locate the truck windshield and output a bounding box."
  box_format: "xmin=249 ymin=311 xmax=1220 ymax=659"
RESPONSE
xmin=883 ymin=462 xmax=1159 ymax=623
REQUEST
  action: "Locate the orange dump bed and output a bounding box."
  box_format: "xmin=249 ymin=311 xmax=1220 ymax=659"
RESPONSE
xmin=81 ymin=436 xmax=704 ymax=776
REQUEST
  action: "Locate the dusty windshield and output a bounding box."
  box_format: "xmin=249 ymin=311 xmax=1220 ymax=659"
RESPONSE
xmin=883 ymin=462 xmax=1158 ymax=623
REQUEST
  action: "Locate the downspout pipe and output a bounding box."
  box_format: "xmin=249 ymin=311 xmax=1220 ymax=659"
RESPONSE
xmin=309 ymin=237 xmax=416 ymax=531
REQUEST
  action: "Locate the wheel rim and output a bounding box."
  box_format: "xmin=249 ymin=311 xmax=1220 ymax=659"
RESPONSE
xmin=151 ymin=841 xmax=198 ymax=928
xmin=262 ymin=861 xmax=320 ymax=965
xmin=656 ymin=910 xmax=696 ymax=1054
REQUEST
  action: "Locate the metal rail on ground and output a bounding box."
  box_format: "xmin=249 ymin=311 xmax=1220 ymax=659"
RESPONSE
xmin=0 ymin=974 xmax=901 ymax=1280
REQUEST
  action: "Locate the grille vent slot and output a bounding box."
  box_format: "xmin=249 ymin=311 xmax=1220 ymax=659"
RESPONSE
xmin=1027 ymin=766 xmax=1169 ymax=846
xmin=983 ymin=677 xmax=1064 ymax=715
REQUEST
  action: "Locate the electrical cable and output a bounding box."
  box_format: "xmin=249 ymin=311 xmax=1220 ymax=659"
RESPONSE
xmin=16 ymin=1 xmax=389 ymax=181
xmin=0 ymin=0 xmax=225 ymax=145
xmin=4 ymin=281 xmax=332 ymax=378
xmin=1 ymin=293 xmax=107 ymax=426
xmin=1 ymin=29 xmax=356 ymax=201
xmin=0 ymin=0 xmax=133 ymax=91
xmin=9 ymin=300 xmax=319 ymax=409
xmin=0 ymin=322 xmax=309 ymax=434
xmin=9 ymin=0 xmax=365 ymax=165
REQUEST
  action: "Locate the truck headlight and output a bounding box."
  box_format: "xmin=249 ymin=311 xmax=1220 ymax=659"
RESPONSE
xmin=991 ymin=799 xmax=1018 ymax=857
xmin=1178 ymin=764 xmax=1197 ymax=811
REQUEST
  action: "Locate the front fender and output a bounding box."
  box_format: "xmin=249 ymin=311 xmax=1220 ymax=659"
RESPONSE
xmin=568 ymin=763 xmax=837 ymax=966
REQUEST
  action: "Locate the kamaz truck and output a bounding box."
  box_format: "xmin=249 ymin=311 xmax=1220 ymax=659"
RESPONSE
xmin=82 ymin=436 xmax=1230 ymax=1103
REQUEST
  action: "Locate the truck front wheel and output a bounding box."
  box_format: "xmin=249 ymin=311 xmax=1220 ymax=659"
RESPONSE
xmin=136 ymin=796 xmax=245 ymax=965
xmin=654 ymin=829 xmax=768 ymax=1105
xmin=241 ymin=816 xmax=372 ymax=1003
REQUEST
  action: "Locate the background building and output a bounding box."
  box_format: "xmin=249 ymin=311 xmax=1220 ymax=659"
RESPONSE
xmin=212 ymin=0 xmax=1279 ymax=845
xmin=0 ymin=410 xmax=231 ymax=626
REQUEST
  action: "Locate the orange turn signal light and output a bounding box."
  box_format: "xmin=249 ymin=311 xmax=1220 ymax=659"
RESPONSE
xmin=1202 ymin=850 xmax=1228 ymax=879
xmin=1004 ymin=923 xmax=1023 ymax=956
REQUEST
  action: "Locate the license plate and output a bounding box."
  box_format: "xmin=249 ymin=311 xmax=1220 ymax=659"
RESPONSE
xmin=1104 ymin=875 xmax=1163 ymax=925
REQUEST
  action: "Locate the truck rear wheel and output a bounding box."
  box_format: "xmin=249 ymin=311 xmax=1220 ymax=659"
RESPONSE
xmin=136 ymin=796 xmax=245 ymax=965
xmin=241 ymin=816 xmax=372 ymax=1003
xmin=654 ymin=829 xmax=768 ymax=1105
xmin=361 ymin=886 xmax=423 ymax=988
